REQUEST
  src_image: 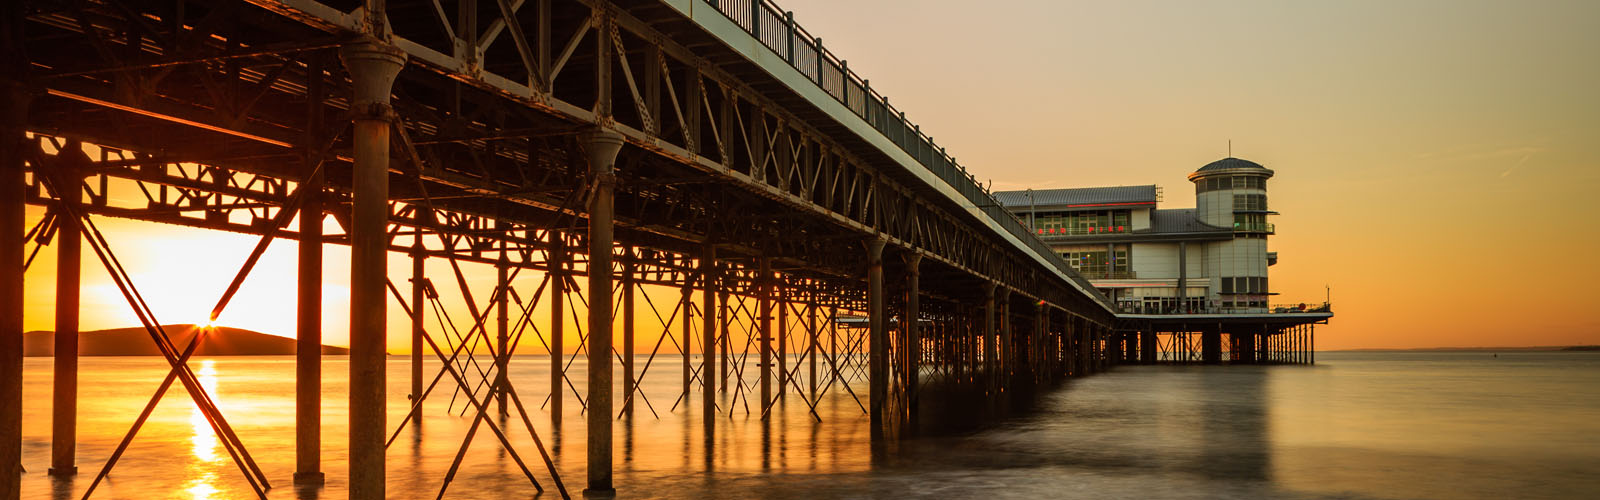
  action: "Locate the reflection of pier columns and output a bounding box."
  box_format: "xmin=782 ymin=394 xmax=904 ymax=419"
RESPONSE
xmin=341 ymin=39 xmax=405 ymax=499
xmin=583 ymin=128 xmax=624 ymax=494
xmin=51 ymin=151 xmax=83 ymax=476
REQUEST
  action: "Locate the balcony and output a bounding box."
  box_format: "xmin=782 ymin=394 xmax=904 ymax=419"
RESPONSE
xmin=1232 ymin=221 xmax=1275 ymax=234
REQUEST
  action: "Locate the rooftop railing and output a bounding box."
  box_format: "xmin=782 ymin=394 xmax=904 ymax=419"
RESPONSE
xmin=701 ymin=0 xmax=1100 ymax=299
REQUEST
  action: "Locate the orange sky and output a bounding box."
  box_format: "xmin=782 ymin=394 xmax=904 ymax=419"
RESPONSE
xmin=19 ymin=0 xmax=1600 ymax=350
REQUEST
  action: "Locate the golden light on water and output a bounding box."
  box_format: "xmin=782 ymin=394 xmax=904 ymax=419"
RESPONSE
xmin=185 ymin=359 xmax=221 ymax=499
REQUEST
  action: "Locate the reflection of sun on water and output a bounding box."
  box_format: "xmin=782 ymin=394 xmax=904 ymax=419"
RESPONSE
xmin=190 ymin=359 xmax=220 ymax=462
xmin=187 ymin=359 xmax=221 ymax=499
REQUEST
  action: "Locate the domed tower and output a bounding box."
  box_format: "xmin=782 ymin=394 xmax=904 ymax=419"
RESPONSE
xmin=1189 ymin=158 xmax=1275 ymax=312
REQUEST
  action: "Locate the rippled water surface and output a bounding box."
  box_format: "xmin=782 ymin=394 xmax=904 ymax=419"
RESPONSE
xmin=17 ymin=351 xmax=1600 ymax=499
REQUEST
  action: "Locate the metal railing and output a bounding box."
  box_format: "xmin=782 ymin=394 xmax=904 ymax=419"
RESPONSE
xmin=701 ymin=0 xmax=1100 ymax=300
xmin=1233 ymin=222 xmax=1275 ymax=234
xmin=1076 ymin=271 xmax=1137 ymax=280
xmin=1034 ymin=225 xmax=1133 ymax=237
xmin=1116 ymin=302 xmax=1332 ymax=315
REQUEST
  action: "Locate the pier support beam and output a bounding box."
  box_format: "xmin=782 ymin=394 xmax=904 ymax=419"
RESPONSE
xmin=865 ymin=238 xmax=887 ymax=443
xmin=496 ymin=244 xmax=510 ymax=415
xmin=294 ymin=133 xmax=325 ymax=485
xmin=50 ymin=153 xmax=82 ymax=476
xmin=1201 ymin=330 xmax=1222 ymax=364
xmin=550 ymin=229 xmax=565 ymax=428
xmin=758 ymin=256 xmax=772 ymax=408
xmin=1141 ymin=329 xmax=1157 ymax=365
xmin=622 ymin=247 xmax=635 ymax=419
xmin=1124 ymin=332 xmax=1137 ymax=364
xmin=700 ymin=242 xmax=716 ymax=433
xmin=1 ymin=67 xmax=30 ymax=500
xmin=583 ymin=128 xmax=624 ymax=495
xmin=341 ymin=39 xmax=405 ymax=500
xmin=983 ymin=283 xmax=997 ymax=389
xmin=903 ymin=254 xmax=921 ymax=430
xmin=409 ymin=218 xmax=426 ymax=428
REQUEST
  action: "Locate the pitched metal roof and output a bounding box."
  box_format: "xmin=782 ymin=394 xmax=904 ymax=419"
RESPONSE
xmin=994 ymin=185 xmax=1157 ymax=211
xmin=1150 ymin=208 xmax=1231 ymax=234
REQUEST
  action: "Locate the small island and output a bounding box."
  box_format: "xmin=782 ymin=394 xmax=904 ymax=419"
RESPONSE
xmin=24 ymin=325 xmax=349 ymax=356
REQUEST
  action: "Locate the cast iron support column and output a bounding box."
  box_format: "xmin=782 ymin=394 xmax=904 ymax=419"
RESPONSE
xmin=342 ymin=39 xmax=404 ymax=499
xmin=1 ymin=70 xmax=30 ymax=500
xmin=700 ymin=243 xmax=716 ymax=431
xmin=583 ymin=129 xmax=624 ymax=495
xmin=777 ymin=284 xmax=787 ymax=402
xmin=807 ymin=300 xmax=818 ymax=400
xmin=409 ymin=218 xmax=425 ymax=427
xmin=758 ymin=256 xmax=772 ymax=408
xmin=549 ymin=229 xmax=565 ymax=427
xmin=1125 ymin=331 xmax=1138 ymax=364
xmin=718 ymin=286 xmax=728 ymax=392
xmin=1201 ymin=329 xmax=1222 ymax=364
xmin=622 ymin=246 xmax=635 ymax=418
xmin=999 ymin=288 xmax=1012 ymax=386
xmin=49 ymin=157 xmax=81 ymax=476
xmin=983 ymin=283 xmax=997 ymax=390
xmin=496 ymin=243 xmax=510 ymax=415
xmin=295 ymin=140 xmax=326 ymax=485
xmin=1142 ymin=329 xmax=1157 ymax=365
xmin=680 ymin=277 xmax=692 ymax=404
xmin=903 ymin=254 xmax=921 ymax=431
xmin=865 ymin=238 xmax=887 ymax=444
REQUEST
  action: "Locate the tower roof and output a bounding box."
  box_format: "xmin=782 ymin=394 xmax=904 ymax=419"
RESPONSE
xmin=1195 ymin=157 xmax=1268 ymax=173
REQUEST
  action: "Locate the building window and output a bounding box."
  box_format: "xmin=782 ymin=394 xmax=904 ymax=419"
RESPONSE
xmin=1233 ymin=194 xmax=1267 ymax=211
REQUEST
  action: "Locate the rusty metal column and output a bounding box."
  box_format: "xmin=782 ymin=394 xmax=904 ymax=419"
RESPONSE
xmin=1125 ymin=331 xmax=1138 ymax=363
xmin=983 ymin=283 xmax=997 ymax=390
xmin=904 ymin=254 xmax=921 ymax=430
xmin=758 ymin=257 xmax=772 ymax=408
xmin=294 ymin=137 xmax=326 ymax=485
xmin=865 ymin=238 xmax=887 ymax=443
xmin=999 ymin=288 xmax=1012 ymax=386
xmin=49 ymin=163 xmax=81 ymax=476
xmin=680 ymin=275 xmax=692 ymax=404
xmin=1142 ymin=329 xmax=1157 ymax=365
xmin=700 ymin=243 xmax=716 ymax=431
xmin=343 ymin=39 xmax=404 ymax=498
xmin=549 ymin=229 xmax=565 ymax=427
xmin=622 ymin=246 xmax=635 ymax=419
xmin=777 ymin=283 xmax=787 ymax=401
xmin=1 ymin=67 xmax=30 ymax=499
xmin=1201 ymin=328 xmax=1222 ymax=364
xmin=807 ymin=300 xmax=818 ymax=400
xmin=409 ymin=213 xmax=426 ymax=427
xmin=496 ymin=241 xmax=510 ymax=415
xmin=582 ymin=129 xmax=624 ymax=495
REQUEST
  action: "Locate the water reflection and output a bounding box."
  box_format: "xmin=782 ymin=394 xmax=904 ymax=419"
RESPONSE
xmin=187 ymin=359 xmax=221 ymax=500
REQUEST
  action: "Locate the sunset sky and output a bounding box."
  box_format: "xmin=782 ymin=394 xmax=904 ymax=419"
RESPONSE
xmin=20 ymin=0 xmax=1600 ymax=350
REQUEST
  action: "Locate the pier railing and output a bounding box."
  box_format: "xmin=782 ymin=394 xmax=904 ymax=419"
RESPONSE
xmin=703 ymin=0 xmax=1100 ymax=297
xmin=1117 ymin=302 xmax=1332 ymax=315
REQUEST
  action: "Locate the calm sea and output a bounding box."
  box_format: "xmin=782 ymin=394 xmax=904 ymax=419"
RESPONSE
xmin=15 ymin=351 xmax=1600 ymax=499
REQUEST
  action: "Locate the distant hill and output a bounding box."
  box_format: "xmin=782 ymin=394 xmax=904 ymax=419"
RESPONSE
xmin=24 ymin=325 xmax=349 ymax=356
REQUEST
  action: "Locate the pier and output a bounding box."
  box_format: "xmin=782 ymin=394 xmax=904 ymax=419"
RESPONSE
xmin=1 ymin=1 xmax=1324 ymax=498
